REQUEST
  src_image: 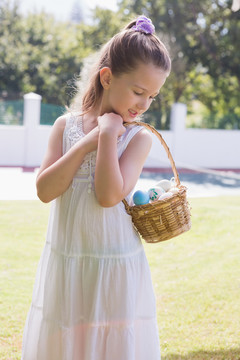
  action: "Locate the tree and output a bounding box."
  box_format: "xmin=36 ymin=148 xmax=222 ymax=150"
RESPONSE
xmin=0 ymin=0 xmax=25 ymax=98
xmin=0 ymin=1 xmax=91 ymax=104
xmin=81 ymin=7 xmax=124 ymax=50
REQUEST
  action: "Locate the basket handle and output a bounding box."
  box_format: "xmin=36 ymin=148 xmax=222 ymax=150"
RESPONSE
xmin=124 ymin=121 xmax=180 ymax=187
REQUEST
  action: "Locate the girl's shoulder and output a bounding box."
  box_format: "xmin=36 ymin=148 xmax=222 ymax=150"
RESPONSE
xmin=47 ymin=115 xmax=67 ymax=142
xmin=53 ymin=111 xmax=80 ymax=133
xmin=123 ymin=123 xmax=152 ymax=144
xmin=119 ymin=123 xmax=152 ymax=156
xmin=54 ymin=114 xmax=67 ymax=129
xmin=48 ymin=113 xmax=75 ymax=146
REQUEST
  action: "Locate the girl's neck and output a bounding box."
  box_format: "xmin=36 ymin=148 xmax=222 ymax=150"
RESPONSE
xmin=83 ymin=99 xmax=105 ymax=121
xmin=82 ymin=97 xmax=109 ymax=133
xmin=82 ymin=104 xmax=102 ymax=134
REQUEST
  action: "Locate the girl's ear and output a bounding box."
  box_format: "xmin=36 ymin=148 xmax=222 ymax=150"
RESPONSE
xmin=99 ymin=67 xmax=112 ymax=89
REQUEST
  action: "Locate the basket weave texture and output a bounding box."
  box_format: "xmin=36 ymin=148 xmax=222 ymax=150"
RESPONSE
xmin=122 ymin=121 xmax=191 ymax=243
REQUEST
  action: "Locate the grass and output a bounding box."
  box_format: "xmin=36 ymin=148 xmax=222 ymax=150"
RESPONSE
xmin=0 ymin=197 xmax=240 ymax=360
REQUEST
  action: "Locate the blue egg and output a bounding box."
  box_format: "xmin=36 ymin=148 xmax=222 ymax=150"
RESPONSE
xmin=133 ymin=190 xmax=150 ymax=205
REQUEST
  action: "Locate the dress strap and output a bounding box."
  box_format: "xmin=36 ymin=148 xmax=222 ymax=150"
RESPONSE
xmin=62 ymin=112 xmax=80 ymax=154
xmin=76 ymin=114 xmax=84 ymax=134
xmin=118 ymin=124 xmax=145 ymax=157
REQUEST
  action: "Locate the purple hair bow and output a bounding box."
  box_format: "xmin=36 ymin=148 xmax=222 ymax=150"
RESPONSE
xmin=132 ymin=15 xmax=155 ymax=35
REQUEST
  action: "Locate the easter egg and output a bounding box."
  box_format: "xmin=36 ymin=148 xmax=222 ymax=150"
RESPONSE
xmin=133 ymin=190 xmax=150 ymax=205
xmin=148 ymin=187 xmax=165 ymax=202
xmin=159 ymin=192 xmax=173 ymax=201
xmin=156 ymin=179 xmax=172 ymax=192
xmin=169 ymin=187 xmax=179 ymax=195
xmin=170 ymin=177 xmax=176 ymax=187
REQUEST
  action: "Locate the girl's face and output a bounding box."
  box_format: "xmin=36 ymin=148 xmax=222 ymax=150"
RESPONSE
xmin=100 ymin=62 xmax=168 ymax=123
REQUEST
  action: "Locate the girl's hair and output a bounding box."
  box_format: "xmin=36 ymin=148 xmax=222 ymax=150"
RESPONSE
xmin=72 ymin=18 xmax=171 ymax=114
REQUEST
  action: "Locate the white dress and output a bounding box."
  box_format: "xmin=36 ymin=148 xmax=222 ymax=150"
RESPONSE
xmin=22 ymin=114 xmax=161 ymax=360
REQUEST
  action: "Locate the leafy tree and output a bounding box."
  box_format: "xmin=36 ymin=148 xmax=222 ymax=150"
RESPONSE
xmin=0 ymin=0 xmax=25 ymax=98
xmin=0 ymin=0 xmax=91 ymax=104
xmin=81 ymin=7 xmax=124 ymax=50
xmin=21 ymin=12 xmax=91 ymax=104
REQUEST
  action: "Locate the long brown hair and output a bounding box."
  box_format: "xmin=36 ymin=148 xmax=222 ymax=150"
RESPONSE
xmin=71 ymin=18 xmax=171 ymax=114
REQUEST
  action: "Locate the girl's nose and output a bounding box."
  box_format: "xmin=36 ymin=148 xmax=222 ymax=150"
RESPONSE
xmin=137 ymin=98 xmax=150 ymax=112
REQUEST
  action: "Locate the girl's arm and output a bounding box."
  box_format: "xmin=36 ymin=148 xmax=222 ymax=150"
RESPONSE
xmin=36 ymin=116 xmax=98 ymax=203
xmin=95 ymin=114 xmax=152 ymax=207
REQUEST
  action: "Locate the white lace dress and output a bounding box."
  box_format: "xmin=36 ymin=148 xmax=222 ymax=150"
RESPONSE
xmin=22 ymin=114 xmax=161 ymax=360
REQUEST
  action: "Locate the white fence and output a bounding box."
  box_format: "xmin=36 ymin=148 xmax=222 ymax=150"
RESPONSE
xmin=0 ymin=92 xmax=239 ymax=170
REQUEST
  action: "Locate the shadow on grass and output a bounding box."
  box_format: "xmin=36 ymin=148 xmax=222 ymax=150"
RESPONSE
xmin=162 ymin=348 xmax=240 ymax=360
xmin=141 ymin=171 xmax=240 ymax=190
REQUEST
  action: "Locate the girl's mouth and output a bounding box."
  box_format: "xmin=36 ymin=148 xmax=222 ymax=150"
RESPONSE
xmin=128 ymin=109 xmax=138 ymax=118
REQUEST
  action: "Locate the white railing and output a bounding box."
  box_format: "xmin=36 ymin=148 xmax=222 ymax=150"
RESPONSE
xmin=0 ymin=93 xmax=239 ymax=170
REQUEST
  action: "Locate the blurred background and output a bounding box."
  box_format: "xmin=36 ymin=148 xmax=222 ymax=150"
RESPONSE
xmin=0 ymin=0 xmax=239 ymax=130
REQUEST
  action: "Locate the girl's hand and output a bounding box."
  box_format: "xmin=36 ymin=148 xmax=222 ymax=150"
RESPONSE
xmin=97 ymin=113 xmax=126 ymax=138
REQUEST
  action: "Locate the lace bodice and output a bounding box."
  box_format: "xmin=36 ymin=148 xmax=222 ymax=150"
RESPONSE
xmin=65 ymin=115 xmax=97 ymax=174
xmin=63 ymin=114 xmax=97 ymax=193
xmin=63 ymin=113 xmax=144 ymax=193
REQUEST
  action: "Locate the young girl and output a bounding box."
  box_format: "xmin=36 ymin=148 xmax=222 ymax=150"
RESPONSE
xmin=22 ymin=15 xmax=171 ymax=360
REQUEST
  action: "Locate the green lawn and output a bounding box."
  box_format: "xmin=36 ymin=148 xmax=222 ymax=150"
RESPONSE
xmin=0 ymin=197 xmax=240 ymax=360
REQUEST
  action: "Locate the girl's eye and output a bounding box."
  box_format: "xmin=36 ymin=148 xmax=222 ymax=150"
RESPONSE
xmin=134 ymin=90 xmax=157 ymax=101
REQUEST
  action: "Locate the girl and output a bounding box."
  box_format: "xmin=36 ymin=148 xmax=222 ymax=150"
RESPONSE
xmin=22 ymin=15 xmax=171 ymax=360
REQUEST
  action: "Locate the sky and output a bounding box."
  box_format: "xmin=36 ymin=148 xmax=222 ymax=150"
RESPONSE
xmin=18 ymin=0 xmax=118 ymax=22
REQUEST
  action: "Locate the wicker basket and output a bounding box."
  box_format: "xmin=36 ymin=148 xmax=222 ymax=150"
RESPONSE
xmin=122 ymin=121 xmax=191 ymax=243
